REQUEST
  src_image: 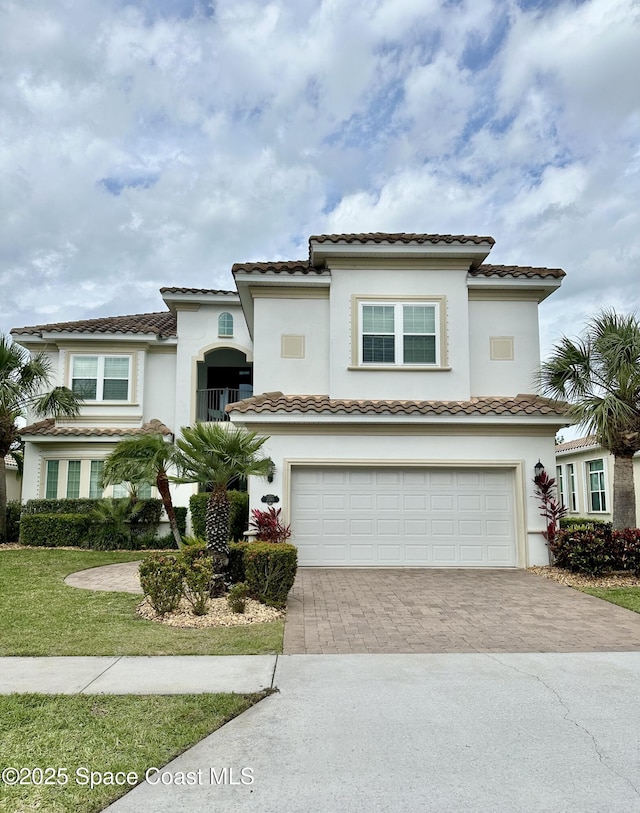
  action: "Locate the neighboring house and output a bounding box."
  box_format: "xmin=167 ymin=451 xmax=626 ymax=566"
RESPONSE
xmin=5 ymin=455 xmax=21 ymax=502
xmin=555 ymin=436 xmax=640 ymax=523
xmin=12 ymin=232 xmax=569 ymax=567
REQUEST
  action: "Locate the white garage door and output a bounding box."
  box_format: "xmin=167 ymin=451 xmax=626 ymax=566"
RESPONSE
xmin=290 ymin=467 xmax=517 ymax=567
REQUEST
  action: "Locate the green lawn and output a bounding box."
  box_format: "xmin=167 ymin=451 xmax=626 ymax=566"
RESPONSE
xmin=0 ymin=692 xmax=267 ymax=812
xmin=581 ymin=586 xmax=640 ymax=613
xmin=0 ymin=549 xmax=284 ymax=656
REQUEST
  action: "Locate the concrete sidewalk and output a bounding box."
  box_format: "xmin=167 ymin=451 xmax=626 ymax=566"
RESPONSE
xmin=105 ymin=653 xmax=640 ymax=813
xmin=0 ymin=656 xmax=277 ymax=694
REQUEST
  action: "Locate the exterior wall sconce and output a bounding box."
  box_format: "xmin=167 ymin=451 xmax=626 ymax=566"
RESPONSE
xmin=534 ymin=460 xmax=545 ymax=477
xmin=266 ymin=460 xmax=275 ymax=484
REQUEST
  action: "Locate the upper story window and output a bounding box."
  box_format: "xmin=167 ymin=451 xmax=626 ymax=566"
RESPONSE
xmin=587 ymin=459 xmax=607 ymax=512
xmin=359 ymin=301 xmax=440 ymax=366
xmin=218 ymin=312 xmax=234 ymax=338
xmin=71 ymin=355 xmax=131 ymax=401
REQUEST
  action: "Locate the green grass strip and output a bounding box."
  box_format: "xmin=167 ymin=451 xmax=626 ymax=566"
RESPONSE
xmin=0 ymin=549 xmax=283 ymax=656
xmin=0 ymin=692 xmax=266 ymax=812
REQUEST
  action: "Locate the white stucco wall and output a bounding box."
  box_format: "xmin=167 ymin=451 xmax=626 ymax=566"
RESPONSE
xmin=468 ymin=300 xmax=541 ymax=396
xmin=252 ymin=296 xmax=330 ymax=395
xmin=173 ymin=302 xmax=251 ymax=432
xmin=326 ymin=265 xmax=472 ymax=400
xmin=5 ymin=467 xmax=21 ymax=501
xmin=144 ymin=350 xmax=177 ymax=428
xmin=243 ymin=425 xmax=558 ymax=567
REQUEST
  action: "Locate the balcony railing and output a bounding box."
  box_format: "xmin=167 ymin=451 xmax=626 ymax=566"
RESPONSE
xmin=196 ymin=387 xmax=253 ymax=422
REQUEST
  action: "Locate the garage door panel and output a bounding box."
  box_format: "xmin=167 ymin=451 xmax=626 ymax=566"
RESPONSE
xmin=430 ymin=495 xmax=454 ymax=511
xmin=291 ymin=467 xmax=516 ymax=567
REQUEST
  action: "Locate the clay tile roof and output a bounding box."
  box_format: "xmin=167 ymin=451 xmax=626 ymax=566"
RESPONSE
xmin=11 ymin=312 xmax=177 ymax=338
xmin=231 ymin=260 xmax=326 ymax=275
xmin=309 ymin=233 xmax=495 ymax=246
xmin=227 ymin=392 xmax=568 ymax=418
xmin=471 ymin=264 xmax=566 ymax=280
xmin=20 ymin=418 xmax=173 ymax=438
xmin=556 ymin=435 xmax=599 ymax=452
xmin=160 ymin=287 xmax=237 ymax=295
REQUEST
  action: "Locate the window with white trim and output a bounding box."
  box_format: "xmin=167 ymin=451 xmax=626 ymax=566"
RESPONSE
xmin=566 ymin=463 xmax=577 ymax=512
xmin=587 ymin=459 xmax=607 ymax=512
xmin=359 ymin=302 xmax=440 ymax=366
xmin=112 ymin=481 xmax=152 ymax=499
xmin=218 ymin=312 xmax=234 ymax=337
xmin=45 ymin=460 xmax=59 ymax=499
xmin=556 ymin=465 xmax=565 ymax=508
xmin=89 ymin=460 xmax=104 ymax=499
xmin=66 ymin=460 xmax=81 ymax=499
xmin=71 ymin=355 xmax=131 ymax=401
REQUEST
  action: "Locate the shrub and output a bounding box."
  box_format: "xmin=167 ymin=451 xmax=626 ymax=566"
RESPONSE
xmin=189 ymin=490 xmax=249 ymax=541
xmin=241 ymin=542 xmax=298 ymax=608
xmin=180 ymin=547 xmax=214 ymax=616
xmin=139 ymin=554 xmax=183 ymax=615
xmin=128 ymin=499 xmax=163 ymax=537
xmin=559 ymin=516 xmax=608 ymax=530
xmin=91 ymin=498 xmax=134 ymax=550
xmin=23 ymin=498 xmax=100 ymax=515
xmin=227 ymin=542 xmax=246 ymax=584
xmin=548 ymin=524 xmax=640 ymax=576
xmin=227 ymin=582 xmax=249 ymax=614
xmin=20 ymin=513 xmax=95 ymax=548
xmin=6 ymin=501 xmax=21 ymax=543
xmin=249 ymin=507 xmax=291 ymax=544
xmin=174 ymin=506 xmax=188 ymax=537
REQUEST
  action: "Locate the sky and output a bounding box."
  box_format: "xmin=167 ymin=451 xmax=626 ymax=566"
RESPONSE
xmin=1 ymin=0 xmax=639 ymax=365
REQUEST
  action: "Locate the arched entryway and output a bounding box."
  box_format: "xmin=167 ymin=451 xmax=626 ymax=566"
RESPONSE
xmin=196 ymin=348 xmax=253 ymax=421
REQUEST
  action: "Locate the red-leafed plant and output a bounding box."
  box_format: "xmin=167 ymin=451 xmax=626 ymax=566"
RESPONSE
xmin=249 ymin=507 xmax=292 ymax=544
xmin=533 ymin=469 xmax=567 ymax=551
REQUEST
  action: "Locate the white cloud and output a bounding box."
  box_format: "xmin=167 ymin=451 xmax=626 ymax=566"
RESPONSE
xmin=0 ymin=0 xmax=638 ymax=361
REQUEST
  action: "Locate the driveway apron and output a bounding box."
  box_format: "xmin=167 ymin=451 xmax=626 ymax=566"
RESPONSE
xmin=283 ymin=568 xmax=640 ymax=654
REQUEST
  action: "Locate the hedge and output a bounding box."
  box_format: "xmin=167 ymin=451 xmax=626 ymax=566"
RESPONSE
xmin=559 ymin=516 xmax=608 ymax=530
xmin=23 ymin=498 xmax=100 ymax=515
xmin=20 ymin=513 xmax=96 ymax=548
xmin=189 ymin=491 xmax=249 ymax=542
xmin=174 ymin=506 xmax=188 ymax=536
xmin=4 ymin=501 xmax=21 ymax=544
xmin=550 ymin=525 xmax=640 ymax=575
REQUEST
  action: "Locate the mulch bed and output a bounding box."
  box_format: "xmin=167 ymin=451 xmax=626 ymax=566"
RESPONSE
xmin=529 ymin=566 xmax=640 ymax=589
xmin=136 ymin=596 xmax=285 ymax=628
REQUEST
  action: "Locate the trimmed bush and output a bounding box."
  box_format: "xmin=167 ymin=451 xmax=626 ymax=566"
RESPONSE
xmin=559 ymin=516 xmax=608 ymax=530
xmin=241 ymin=542 xmax=298 ymax=608
xmin=180 ymin=546 xmax=214 ymax=615
xmin=174 ymin=506 xmax=188 ymax=537
xmin=129 ymin=499 xmax=163 ymax=537
xmin=20 ymin=513 xmax=95 ymax=548
xmin=189 ymin=490 xmax=249 ymax=542
xmin=6 ymin=501 xmax=21 ymax=543
xmin=23 ymin=498 xmax=100 ymax=515
xmin=549 ymin=524 xmax=640 ymax=576
xmin=227 ymin=542 xmax=246 ymax=584
xmin=139 ymin=554 xmax=183 ymax=615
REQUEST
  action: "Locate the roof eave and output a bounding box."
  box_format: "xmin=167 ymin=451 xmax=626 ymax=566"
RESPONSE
xmin=467 ymin=276 xmax=563 ymax=302
xmin=310 ymin=241 xmax=493 ymax=269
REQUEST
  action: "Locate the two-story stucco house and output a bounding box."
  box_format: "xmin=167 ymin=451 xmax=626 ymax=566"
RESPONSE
xmin=12 ymin=232 xmax=568 ymax=567
xmin=555 ymin=436 xmax=640 ymax=523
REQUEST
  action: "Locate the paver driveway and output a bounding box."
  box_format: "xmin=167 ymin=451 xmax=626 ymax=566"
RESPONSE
xmin=283 ymin=568 xmax=640 ymax=654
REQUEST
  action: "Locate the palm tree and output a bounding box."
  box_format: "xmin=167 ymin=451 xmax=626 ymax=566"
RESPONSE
xmin=0 ymin=333 xmax=81 ymax=542
xmin=173 ymin=423 xmax=271 ymax=565
xmin=538 ymin=310 xmax=640 ymax=529
xmin=101 ymin=434 xmax=183 ymax=549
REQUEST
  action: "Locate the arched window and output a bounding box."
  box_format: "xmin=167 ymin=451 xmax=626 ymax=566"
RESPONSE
xmin=218 ymin=312 xmax=233 ymax=337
